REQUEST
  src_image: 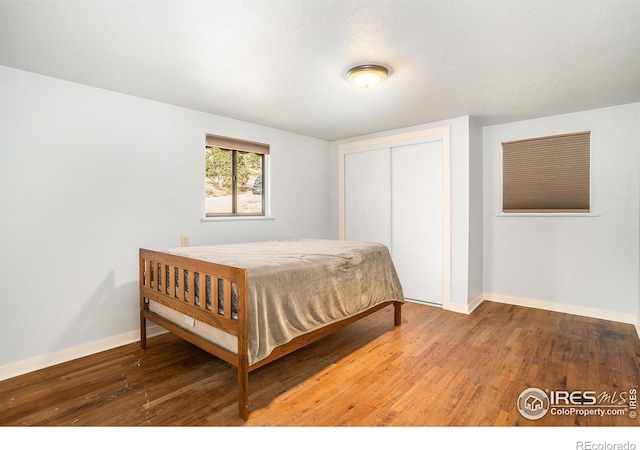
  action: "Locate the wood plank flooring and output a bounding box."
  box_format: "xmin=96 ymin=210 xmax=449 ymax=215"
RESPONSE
xmin=1 ymin=301 xmax=639 ymax=426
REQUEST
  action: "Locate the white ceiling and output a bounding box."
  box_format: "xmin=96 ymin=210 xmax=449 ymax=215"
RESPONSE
xmin=1 ymin=0 xmax=639 ymax=141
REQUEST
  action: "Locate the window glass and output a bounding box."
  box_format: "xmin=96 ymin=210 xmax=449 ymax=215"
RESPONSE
xmin=205 ymin=146 xmax=264 ymax=217
xmin=237 ymin=151 xmax=263 ymax=214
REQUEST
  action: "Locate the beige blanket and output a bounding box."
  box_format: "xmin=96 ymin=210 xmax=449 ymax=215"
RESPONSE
xmin=164 ymin=239 xmax=404 ymax=366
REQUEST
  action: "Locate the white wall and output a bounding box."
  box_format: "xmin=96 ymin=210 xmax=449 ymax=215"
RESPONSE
xmin=0 ymin=66 xmax=331 ymax=369
xmin=483 ymin=103 xmax=640 ymax=321
xmin=467 ymin=117 xmax=484 ymax=305
xmin=329 ymin=116 xmax=482 ymax=312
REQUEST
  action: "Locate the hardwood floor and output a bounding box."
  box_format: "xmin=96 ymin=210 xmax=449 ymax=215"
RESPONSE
xmin=1 ymin=301 xmax=639 ymax=427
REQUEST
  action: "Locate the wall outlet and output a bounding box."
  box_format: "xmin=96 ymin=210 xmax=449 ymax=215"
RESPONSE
xmin=181 ymin=235 xmax=189 ymax=247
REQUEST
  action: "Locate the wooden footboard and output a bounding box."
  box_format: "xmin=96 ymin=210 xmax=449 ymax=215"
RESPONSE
xmin=139 ymin=248 xmax=402 ymax=420
xmin=139 ymin=249 xmax=250 ymax=418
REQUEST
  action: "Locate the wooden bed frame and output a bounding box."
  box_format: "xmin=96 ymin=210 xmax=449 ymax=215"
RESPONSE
xmin=139 ymin=248 xmax=402 ymax=420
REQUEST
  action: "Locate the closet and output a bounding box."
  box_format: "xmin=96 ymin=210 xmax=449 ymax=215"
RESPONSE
xmin=339 ymin=127 xmax=450 ymax=306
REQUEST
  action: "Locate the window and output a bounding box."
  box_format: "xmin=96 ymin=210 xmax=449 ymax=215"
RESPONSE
xmin=205 ymin=134 xmax=268 ymax=217
xmin=502 ymin=131 xmax=590 ymax=213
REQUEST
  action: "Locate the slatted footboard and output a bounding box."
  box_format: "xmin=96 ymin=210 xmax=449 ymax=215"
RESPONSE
xmin=139 ymin=249 xmax=250 ymax=419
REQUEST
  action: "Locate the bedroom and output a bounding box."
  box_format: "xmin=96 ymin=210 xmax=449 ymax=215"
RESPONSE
xmin=0 ymin=0 xmax=639 ymax=442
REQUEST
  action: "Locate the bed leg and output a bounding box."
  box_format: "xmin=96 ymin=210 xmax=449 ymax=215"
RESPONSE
xmin=394 ymin=302 xmax=402 ymax=326
xmin=238 ymin=363 xmax=249 ymax=421
xmin=140 ymin=315 xmax=147 ymax=350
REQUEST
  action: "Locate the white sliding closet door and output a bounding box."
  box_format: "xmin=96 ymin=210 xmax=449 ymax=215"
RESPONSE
xmin=391 ymin=141 xmax=443 ymax=304
xmin=340 ymin=126 xmax=450 ymax=309
xmin=344 ymin=148 xmax=391 ymax=248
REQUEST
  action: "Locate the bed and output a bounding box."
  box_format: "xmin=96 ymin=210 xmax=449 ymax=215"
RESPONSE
xmin=139 ymin=238 xmax=404 ymax=420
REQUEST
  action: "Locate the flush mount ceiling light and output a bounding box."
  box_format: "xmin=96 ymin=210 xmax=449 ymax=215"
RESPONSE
xmin=346 ymin=64 xmax=389 ymax=88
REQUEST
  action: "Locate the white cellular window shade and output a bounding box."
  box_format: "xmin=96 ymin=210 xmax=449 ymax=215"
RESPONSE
xmin=502 ymin=131 xmax=591 ymax=213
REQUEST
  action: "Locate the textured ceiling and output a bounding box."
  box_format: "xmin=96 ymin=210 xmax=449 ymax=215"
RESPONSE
xmin=1 ymin=0 xmax=639 ymax=141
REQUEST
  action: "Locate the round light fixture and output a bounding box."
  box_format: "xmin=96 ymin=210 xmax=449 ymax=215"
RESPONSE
xmin=346 ymin=64 xmax=389 ymax=88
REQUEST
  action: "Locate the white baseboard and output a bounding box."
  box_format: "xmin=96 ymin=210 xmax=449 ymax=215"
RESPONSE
xmin=484 ymin=293 xmax=638 ymax=326
xmin=0 ymin=325 xmax=167 ymax=382
xmin=445 ymin=294 xmax=485 ymax=315
xmin=445 ymin=292 xmax=640 ymax=341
